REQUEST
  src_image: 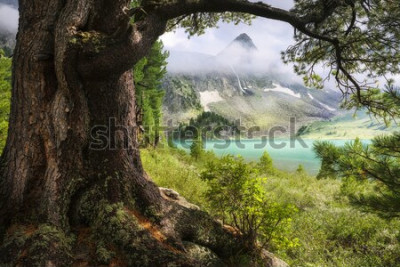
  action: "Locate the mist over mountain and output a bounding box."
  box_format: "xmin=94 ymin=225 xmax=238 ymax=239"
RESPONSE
xmin=163 ymin=33 xmax=342 ymax=134
xmin=0 ymin=1 xmax=18 ymax=51
xmin=216 ymin=33 xmax=258 ymax=69
xmin=167 ymin=33 xmax=301 ymax=81
xmin=227 ymin=33 xmax=258 ymax=51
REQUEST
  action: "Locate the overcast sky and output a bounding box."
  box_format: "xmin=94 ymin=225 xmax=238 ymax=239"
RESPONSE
xmin=0 ymin=4 xmax=18 ymax=33
xmin=1 ymin=0 xmax=397 ymax=86
xmin=160 ymin=16 xmax=295 ymax=55
xmin=161 ymin=0 xmax=294 ymax=54
xmin=160 ymin=0 xmax=301 ymax=80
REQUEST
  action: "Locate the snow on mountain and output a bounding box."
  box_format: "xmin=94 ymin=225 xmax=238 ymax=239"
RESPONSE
xmin=162 ymin=33 xmax=342 ymax=131
xmin=199 ymin=91 xmax=224 ymax=111
xmin=264 ymin=83 xmax=301 ymax=99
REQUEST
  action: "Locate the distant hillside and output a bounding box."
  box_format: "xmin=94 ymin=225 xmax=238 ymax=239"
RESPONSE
xmin=162 ymin=33 xmax=342 ymax=135
xmin=298 ymin=111 xmax=399 ymax=139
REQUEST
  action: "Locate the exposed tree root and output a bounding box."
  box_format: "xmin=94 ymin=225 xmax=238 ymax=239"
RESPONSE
xmin=0 ymin=185 xmax=288 ymax=267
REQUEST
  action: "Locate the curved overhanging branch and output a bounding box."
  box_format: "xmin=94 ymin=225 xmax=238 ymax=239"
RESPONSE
xmin=77 ymin=13 xmax=167 ymax=79
xmin=77 ymin=0 xmax=398 ymax=121
xmin=78 ymin=0 xmax=340 ymax=79
xmin=145 ymin=0 xmax=399 ymax=119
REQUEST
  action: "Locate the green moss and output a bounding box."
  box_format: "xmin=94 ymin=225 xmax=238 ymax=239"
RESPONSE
xmin=0 ymin=226 xmax=30 ymax=263
xmin=96 ymin=242 xmax=115 ymax=264
xmin=89 ymin=202 xmax=184 ymax=266
xmin=27 ymin=225 xmax=74 ymax=266
xmin=0 ymin=224 xmax=74 ymax=267
xmin=70 ymin=31 xmax=109 ymax=53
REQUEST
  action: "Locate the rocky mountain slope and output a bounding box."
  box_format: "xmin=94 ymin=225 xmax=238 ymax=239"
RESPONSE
xmin=162 ymin=33 xmax=342 ymax=134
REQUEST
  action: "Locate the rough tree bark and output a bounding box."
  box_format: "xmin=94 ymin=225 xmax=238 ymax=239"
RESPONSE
xmin=0 ymin=0 xmax=327 ymax=266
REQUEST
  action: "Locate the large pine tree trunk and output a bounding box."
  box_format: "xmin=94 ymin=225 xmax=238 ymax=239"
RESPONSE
xmin=0 ymin=1 xmax=285 ymax=266
xmin=0 ymin=0 xmax=164 ymax=227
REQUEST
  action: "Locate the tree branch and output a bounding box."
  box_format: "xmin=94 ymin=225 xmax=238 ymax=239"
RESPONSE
xmin=78 ymin=0 xmax=343 ymax=83
xmin=78 ymin=14 xmax=167 ymax=79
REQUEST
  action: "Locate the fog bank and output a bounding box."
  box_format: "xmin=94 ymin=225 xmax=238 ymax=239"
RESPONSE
xmin=0 ymin=4 xmax=18 ymax=34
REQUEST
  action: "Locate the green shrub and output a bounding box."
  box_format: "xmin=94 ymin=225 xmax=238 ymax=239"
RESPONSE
xmin=201 ymin=155 xmax=297 ymax=252
xmin=257 ymin=151 xmax=274 ymax=174
xmin=296 ymin=164 xmax=306 ymax=174
xmin=141 ymin=146 xmax=400 ymax=266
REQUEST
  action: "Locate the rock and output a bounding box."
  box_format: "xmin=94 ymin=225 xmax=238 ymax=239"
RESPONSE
xmin=183 ymin=242 xmax=224 ymax=267
xmin=159 ymin=187 xmax=200 ymax=210
xmin=261 ymin=250 xmax=290 ymax=267
xmin=159 ymin=187 xmax=180 ymax=200
xmin=159 ymin=187 xmax=289 ymax=267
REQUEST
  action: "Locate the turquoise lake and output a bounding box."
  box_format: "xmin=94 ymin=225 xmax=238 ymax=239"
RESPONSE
xmin=175 ymin=139 xmax=370 ymax=176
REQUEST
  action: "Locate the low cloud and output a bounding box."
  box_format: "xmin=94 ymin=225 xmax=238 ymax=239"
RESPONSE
xmin=0 ymin=4 xmax=19 ymax=34
xmin=160 ymin=0 xmax=302 ymax=81
xmin=162 ymin=18 xmax=303 ymax=83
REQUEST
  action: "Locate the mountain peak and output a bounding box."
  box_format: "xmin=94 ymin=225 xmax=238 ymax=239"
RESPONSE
xmin=231 ymin=33 xmax=257 ymax=50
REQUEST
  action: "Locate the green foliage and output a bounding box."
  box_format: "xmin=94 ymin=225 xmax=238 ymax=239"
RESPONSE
xmin=28 ymin=225 xmax=74 ymax=266
xmin=201 ymin=155 xmax=297 ymax=252
xmin=167 ymin=134 xmax=176 ymax=148
xmin=284 ymin=0 xmax=400 ymax=120
xmin=313 ymin=141 xmax=341 ymax=179
xmin=314 ymin=134 xmax=400 ymax=218
xmin=260 ymin=163 xmax=400 ymax=267
xmin=90 ymin=202 xmax=180 ymax=266
xmin=168 ymin=12 xmax=255 ymax=36
xmin=286 ymin=205 xmax=400 ymax=267
xmin=0 ymin=224 xmax=75 ymax=267
xmin=0 ymin=50 xmax=11 ymax=151
xmin=141 ymin=146 xmax=210 ymax=206
xmin=296 ymin=164 xmax=305 ymax=174
xmin=177 ymin=111 xmax=239 ymax=139
xmin=189 ymin=137 xmax=204 ymax=160
xmin=0 ymin=47 xmax=12 ymax=57
xmin=134 ymin=40 xmax=169 ymax=147
xmin=142 ymin=145 xmax=400 ymax=266
xmin=257 ymin=151 xmax=274 ymax=174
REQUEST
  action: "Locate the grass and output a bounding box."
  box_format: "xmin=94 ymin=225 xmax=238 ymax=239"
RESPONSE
xmin=141 ymin=145 xmax=400 ymax=267
xmin=300 ymin=111 xmax=399 ymax=140
xmin=141 ymin=146 xmax=210 ymax=207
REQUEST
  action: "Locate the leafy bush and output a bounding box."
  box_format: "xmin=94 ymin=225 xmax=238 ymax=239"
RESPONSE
xmin=296 ymin=164 xmax=305 ymax=174
xmin=142 ymin=146 xmax=400 ymax=266
xmin=201 ymin=155 xmax=297 ymax=252
xmin=257 ymin=151 xmax=274 ymax=174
